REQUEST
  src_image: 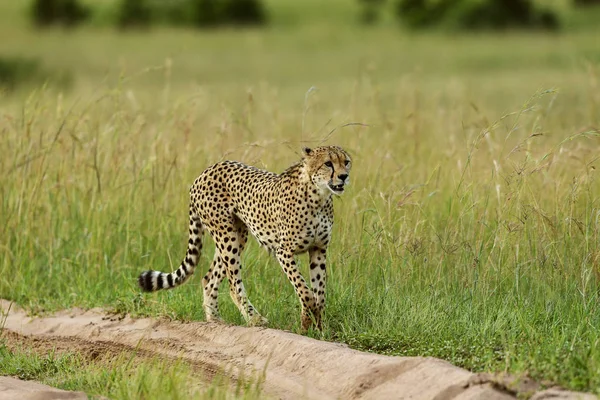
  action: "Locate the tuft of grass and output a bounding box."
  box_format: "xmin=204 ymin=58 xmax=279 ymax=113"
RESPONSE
xmin=0 ymin=340 xmax=262 ymax=399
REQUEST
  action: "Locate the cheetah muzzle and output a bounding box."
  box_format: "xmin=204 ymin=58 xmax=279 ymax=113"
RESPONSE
xmin=328 ymin=181 xmax=347 ymax=194
xmin=137 ymin=145 xmax=352 ymax=332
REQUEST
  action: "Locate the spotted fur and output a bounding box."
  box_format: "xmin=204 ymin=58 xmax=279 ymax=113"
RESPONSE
xmin=138 ymin=145 xmax=352 ymax=331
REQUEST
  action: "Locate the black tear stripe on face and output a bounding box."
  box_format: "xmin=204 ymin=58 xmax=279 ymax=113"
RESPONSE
xmin=328 ymin=152 xmax=335 ymax=181
xmin=335 ymin=152 xmax=345 ymax=171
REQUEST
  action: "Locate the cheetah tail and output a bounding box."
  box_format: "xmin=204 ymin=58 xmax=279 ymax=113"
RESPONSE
xmin=137 ymin=215 xmax=204 ymax=292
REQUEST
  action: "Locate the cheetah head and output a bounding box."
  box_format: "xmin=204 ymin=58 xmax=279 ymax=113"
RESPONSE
xmin=303 ymin=145 xmax=352 ymax=196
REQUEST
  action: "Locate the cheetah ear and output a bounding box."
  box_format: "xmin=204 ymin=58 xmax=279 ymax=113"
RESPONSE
xmin=303 ymin=147 xmax=313 ymax=156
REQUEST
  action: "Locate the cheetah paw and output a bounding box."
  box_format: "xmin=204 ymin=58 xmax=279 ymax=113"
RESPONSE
xmin=248 ymin=314 xmax=269 ymax=327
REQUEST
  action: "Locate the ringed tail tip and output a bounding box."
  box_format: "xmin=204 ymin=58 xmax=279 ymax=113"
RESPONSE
xmin=138 ymin=270 xmax=156 ymax=292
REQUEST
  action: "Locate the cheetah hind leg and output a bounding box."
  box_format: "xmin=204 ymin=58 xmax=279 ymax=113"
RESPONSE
xmin=224 ymin=227 xmax=268 ymax=327
xmin=201 ymin=251 xmax=226 ymax=323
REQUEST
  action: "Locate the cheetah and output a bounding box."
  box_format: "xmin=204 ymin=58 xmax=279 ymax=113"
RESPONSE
xmin=138 ymin=145 xmax=352 ymax=331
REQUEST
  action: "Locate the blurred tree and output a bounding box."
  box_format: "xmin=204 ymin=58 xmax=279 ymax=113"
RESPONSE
xmin=358 ymin=0 xmax=387 ymax=25
xmin=114 ymin=0 xmax=267 ymax=28
xmin=31 ymin=0 xmax=56 ymax=26
xmin=61 ymin=0 xmax=89 ymax=26
xmin=31 ymin=0 xmax=90 ymax=27
xmin=396 ymin=0 xmax=453 ymax=28
xmin=221 ymin=0 xmax=267 ymax=26
xmin=396 ymin=0 xmax=559 ymax=30
xmin=192 ymin=0 xmax=221 ymax=27
xmin=574 ymin=0 xmax=600 ymax=5
xmin=117 ymin=0 xmax=152 ymax=28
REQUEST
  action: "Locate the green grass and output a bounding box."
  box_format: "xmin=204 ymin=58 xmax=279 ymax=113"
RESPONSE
xmin=0 ymin=341 xmax=261 ymax=399
xmin=2 ymin=0 xmax=600 ymax=396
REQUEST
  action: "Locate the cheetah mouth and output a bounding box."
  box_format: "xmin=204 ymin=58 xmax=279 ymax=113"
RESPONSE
xmin=328 ymin=183 xmax=345 ymax=194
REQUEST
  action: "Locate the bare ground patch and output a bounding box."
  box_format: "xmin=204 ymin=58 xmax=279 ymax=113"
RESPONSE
xmin=0 ymin=300 xmax=596 ymax=400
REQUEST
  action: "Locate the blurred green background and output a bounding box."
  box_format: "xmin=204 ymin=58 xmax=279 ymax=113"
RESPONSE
xmin=1 ymin=0 xmax=600 ymax=97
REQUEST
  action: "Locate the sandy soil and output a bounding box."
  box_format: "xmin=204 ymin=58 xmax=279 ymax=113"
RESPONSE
xmin=0 ymin=376 xmax=88 ymax=400
xmin=0 ymin=299 xmax=596 ymax=400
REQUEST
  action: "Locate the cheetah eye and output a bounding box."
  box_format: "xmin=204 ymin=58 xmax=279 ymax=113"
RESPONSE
xmin=344 ymin=160 xmax=350 ymax=166
xmin=324 ymin=161 xmax=333 ymax=168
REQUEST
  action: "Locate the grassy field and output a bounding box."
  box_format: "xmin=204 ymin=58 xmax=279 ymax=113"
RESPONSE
xmin=1 ymin=0 xmax=600 ymax=397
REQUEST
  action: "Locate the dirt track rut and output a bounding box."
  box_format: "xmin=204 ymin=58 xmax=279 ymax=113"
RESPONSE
xmin=1 ymin=300 xmax=596 ymax=400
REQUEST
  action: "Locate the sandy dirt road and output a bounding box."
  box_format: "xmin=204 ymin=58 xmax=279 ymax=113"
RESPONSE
xmin=1 ymin=300 xmax=596 ymax=400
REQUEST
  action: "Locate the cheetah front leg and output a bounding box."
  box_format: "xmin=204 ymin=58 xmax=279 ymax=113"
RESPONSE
xmin=276 ymin=249 xmax=316 ymax=332
xmin=309 ymin=247 xmax=327 ymax=330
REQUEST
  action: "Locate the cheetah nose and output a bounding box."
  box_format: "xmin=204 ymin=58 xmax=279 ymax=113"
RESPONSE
xmin=338 ymin=174 xmax=348 ymax=182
